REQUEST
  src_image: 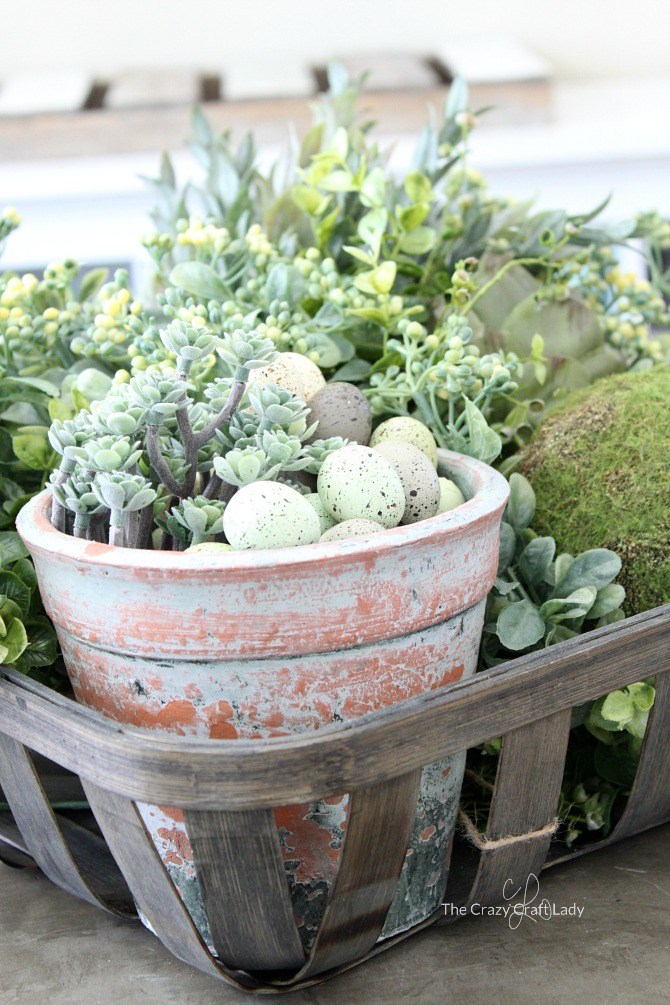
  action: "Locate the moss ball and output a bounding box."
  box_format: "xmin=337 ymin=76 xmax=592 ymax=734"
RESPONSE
xmin=518 ymin=368 xmax=670 ymax=615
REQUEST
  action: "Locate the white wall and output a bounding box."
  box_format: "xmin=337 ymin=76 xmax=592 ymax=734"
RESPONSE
xmin=5 ymin=0 xmax=670 ymax=81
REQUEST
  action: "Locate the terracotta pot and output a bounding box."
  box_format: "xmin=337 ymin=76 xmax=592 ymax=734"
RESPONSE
xmin=17 ymin=450 xmax=508 ymax=947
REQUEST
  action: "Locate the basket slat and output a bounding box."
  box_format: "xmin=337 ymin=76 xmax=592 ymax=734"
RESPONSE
xmin=0 ymin=734 xmax=129 ymax=912
xmin=293 ymin=769 xmax=422 ymax=979
xmin=449 ymin=709 xmax=572 ymax=916
xmin=81 ymin=780 xmax=260 ymax=990
xmin=185 ymin=807 xmax=305 ymax=971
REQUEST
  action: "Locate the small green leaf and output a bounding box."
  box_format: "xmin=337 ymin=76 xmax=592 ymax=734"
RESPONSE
xmin=627 ymin=682 xmax=655 ymax=713
xmin=461 ymin=398 xmax=501 ymax=464
xmin=517 ymin=536 xmax=555 ymax=587
xmin=2 ymin=618 xmax=28 ymax=664
xmin=553 ymin=549 xmax=621 ymax=598
xmin=398 ymin=227 xmax=436 ymax=255
xmin=0 ymin=532 xmax=28 ymax=565
xmin=397 ymin=203 xmax=430 ymax=232
xmin=169 ymin=262 xmax=228 ymax=300
xmin=329 ymin=358 xmax=371 ymax=383
xmin=404 ymin=170 xmax=433 ymax=204
xmin=497 ymin=522 xmax=516 ymax=574
xmin=586 ymin=583 xmax=626 ymax=619
xmin=78 ymin=267 xmax=108 ymax=302
xmin=496 ymin=599 xmax=546 ymax=651
xmin=505 ymin=473 xmax=536 ymax=532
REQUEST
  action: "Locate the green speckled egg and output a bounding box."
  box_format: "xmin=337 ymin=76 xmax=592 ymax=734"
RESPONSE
xmin=373 ymin=440 xmax=440 ymax=525
xmin=307 ymin=382 xmax=372 ymax=444
xmin=317 ymin=444 xmax=405 ymax=528
xmin=369 ymin=416 xmax=438 ymax=467
xmin=223 ymin=481 xmax=321 ymax=550
xmin=248 ymin=352 xmax=325 ymax=401
xmin=305 ymin=493 xmax=337 ymax=534
xmin=438 ymin=477 xmax=466 ymax=513
xmin=320 ymin=519 xmax=385 ymax=542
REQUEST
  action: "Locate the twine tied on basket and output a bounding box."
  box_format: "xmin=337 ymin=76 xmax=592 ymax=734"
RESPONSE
xmin=457 ymin=809 xmax=560 ymax=850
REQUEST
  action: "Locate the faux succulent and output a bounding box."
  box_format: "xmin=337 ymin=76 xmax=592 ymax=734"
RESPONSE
xmin=47 ymin=322 xmax=349 ymax=550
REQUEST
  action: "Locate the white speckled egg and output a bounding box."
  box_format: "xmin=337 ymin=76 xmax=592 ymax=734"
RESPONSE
xmin=248 ymin=352 xmax=326 ymax=401
xmin=306 ymin=382 xmax=372 ymax=444
xmin=438 ymin=477 xmax=466 ymax=513
xmin=223 ymin=481 xmax=321 ymax=550
xmin=317 ymin=444 xmax=405 ymax=528
xmin=305 ymin=493 xmax=337 ymax=534
xmin=369 ymin=416 xmax=438 ymax=467
xmin=372 ymin=440 xmax=440 ymax=525
xmin=320 ymin=519 xmax=384 ymax=542
xmin=185 ymin=542 xmax=234 ymax=554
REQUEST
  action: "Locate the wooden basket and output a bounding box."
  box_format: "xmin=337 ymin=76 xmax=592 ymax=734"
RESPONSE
xmin=0 ymin=605 xmax=669 ymax=994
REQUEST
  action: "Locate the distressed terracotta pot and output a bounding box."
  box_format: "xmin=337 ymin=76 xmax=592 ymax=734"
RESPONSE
xmin=17 ymin=450 xmax=508 ymax=948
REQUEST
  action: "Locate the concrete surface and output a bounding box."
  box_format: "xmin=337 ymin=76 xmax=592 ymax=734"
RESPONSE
xmin=0 ymin=823 xmax=669 ymax=1005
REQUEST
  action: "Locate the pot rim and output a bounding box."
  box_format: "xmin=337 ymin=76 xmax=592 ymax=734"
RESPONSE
xmin=16 ymin=449 xmax=509 ymax=572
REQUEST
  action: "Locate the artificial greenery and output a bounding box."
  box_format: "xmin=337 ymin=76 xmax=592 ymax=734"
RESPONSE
xmin=0 ymin=68 xmax=668 ymax=842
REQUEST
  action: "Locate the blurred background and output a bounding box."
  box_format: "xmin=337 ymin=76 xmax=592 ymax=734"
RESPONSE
xmin=1 ymin=0 xmax=669 ymax=284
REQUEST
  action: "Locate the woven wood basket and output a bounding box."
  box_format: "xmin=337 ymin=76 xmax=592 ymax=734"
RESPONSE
xmin=0 ymin=603 xmax=669 ymax=993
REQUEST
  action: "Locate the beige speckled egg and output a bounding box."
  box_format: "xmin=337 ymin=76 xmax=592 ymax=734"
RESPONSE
xmin=438 ymin=477 xmax=466 ymax=513
xmin=320 ymin=519 xmax=385 ymax=542
xmin=369 ymin=416 xmax=438 ymax=467
xmin=185 ymin=542 xmax=234 ymax=554
xmin=306 ymin=382 xmax=372 ymax=444
xmin=317 ymin=444 xmax=405 ymax=528
xmin=223 ymin=481 xmax=321 ymax=550
xmin=305 ymin=493 xmax=337 ymax=534
xmin=248 ymin=352 xmax=325 ymax=401
xmin=372 ymin=440 xmax=440 ymax=525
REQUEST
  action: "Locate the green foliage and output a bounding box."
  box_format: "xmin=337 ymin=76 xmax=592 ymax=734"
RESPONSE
xmin=46 ymin=325 xmax=350 ymax=549
xmin=520 ymin=368 xmax=670 ymax=615
xmin=476 ymin=470 xmax=652 ymax=845
xmin=0 ymin=531 xmax=59 ymax=678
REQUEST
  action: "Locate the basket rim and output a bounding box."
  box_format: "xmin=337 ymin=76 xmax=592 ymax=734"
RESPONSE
xmin=1 ymin=605 xmax=667 ymax=809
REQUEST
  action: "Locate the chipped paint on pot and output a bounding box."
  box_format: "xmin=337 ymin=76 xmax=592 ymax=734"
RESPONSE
xmin=17 ymin=451 xmax=509 ymax=950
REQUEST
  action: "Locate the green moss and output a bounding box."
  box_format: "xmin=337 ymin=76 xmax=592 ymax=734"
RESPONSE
xmin=519 ymin=368 xmax=670 ymax=615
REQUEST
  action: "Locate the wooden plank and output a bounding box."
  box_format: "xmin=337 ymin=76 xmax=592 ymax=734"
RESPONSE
xmin=331 ymin=53 xmax=437 ymax=91
xmin=0 ymin=90 xmax=452 ymax=162
xmin=185 ymin=807 xmax=305 ymax=971
xmin=295 ymin=770 xmax=422 ymax=978
xmin=106 ymin=70 xmax=201 ymax=110
xmin=222 ymin=62 xmax=314 ymax=101
xmin=441 ymin=710 xmax=571 ymax=920
xmin=0 ymin=733 xmax=125 ymax=911
xmin=0 ymin=71 xmax=92 ymax=115
xmin=81 ymin=780 xmax=258 ymax=990
xmin=609 ymin=669 xmax=670 ymax=839
xmin=0 ymin=607 xmax=668 ymax=811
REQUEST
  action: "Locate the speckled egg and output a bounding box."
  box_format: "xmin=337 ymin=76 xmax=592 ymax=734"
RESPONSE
xmin=438 ymin=477 xmax=466 ymax=513
xmin=305 ymin=493 xmax=337 ymax=534
xmin=369 ymin=416 xmax=439 ymax=468
xmin=320 ymin=519 xmax=385 ymax=542
xmin=306 ymin=382 xmax=372 ymax=444
xmin=317 ymin=444 xmax=405 ymax=528
xmin=185 ymin=542 xmax=234 ymax=554
xmin=248 ymin=352 xmax=326 ymax=401
xmin=223 ymin=481 xmax=321 ymax=550
xmin=372 ymin=440 xmax=440 ymax=525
